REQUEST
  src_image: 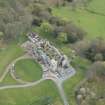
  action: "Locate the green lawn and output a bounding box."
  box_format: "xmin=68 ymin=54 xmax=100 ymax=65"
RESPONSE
xmin=0 ymin=0 xmax=104 ymax=105
xmin=88 ymin=0 xmax=105 ymax=14
xmin=0 ymin=44 xmax=24 ymax=77
xmin=1 ymin=73 xmax=18 ymax=85
xmin=52 ymin=3 xmax=105 ymax=105
xmin=35 ymin=26 xmax=91 ymax=105
xmin=0 ymin=80 xmax=63 ymax=105
xmin=15 ymin=59 xmax=42 ymax=82
xmin=52 ymin=0 xmax=105 ymax=40
xmin=0 ymin=34 xmax=63 ymax=105
xmin=80 ymin=79 xmax=105 ymax=105
xmin=63 ymin=57 xmax=91 ymax=105
xmin=52 ymin=2 xmax=105 ymax=104
xmin=64 ymin=70 xmax=84 ymax=105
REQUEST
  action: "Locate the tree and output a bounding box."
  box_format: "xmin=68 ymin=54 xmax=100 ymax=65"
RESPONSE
xmin=0 ymin=0 xmax=32 ymax=41
xmin=38 ymin=10 xmax=51 ymax=21
xmin=32 ymin=17 xmax=42 ymax=26
xmin=73 ymin=37 xmax=105 ymax=62
xmin=53 ymin=26 xmax=64 ymax=37
xmin=67 ymin=33 xmax=78 ymax=43
xmin=87 ymin=61 xmax=105 ymax=81
xmin=4 ymin=22 xmax=21 ymax=40
xmin=73 ymin=40 xmax=90 ymax=56
xmin=57 ymin=32 xmax=67 ymax=43
xmin=30 ymin=3 xmax=44 ymax=15
xmin=55 ymin=0 xmax=61 ymax=8
xmin=30 ymin=96 xmax=53 ymax=105
xmin=94 ymin=53 xmax=103 ymax=61
xmin=49 ymin=16 xmax=66 ymax=26
xmin=0 ymin=32 xmax=4 ymax=38
xmin=39 ymin=22 xmax=53 ymax=36
xmin=64 ymin=23 xmax=85 ymax=43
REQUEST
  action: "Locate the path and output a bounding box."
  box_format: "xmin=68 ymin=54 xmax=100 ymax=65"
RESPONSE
xmin=57 ymin=83 xmax=69 ymax=105
xmin=10 ymin=69 xmax=30 ymax=84
xmin=0 ymin=33 xmax=76 ymax=105
xmin=0 ymin=78 xmax=45 ymax=90
xmin=0 ymin=54 xmax=71 ymax=105
xmin=44 ymin=76 xmax=69 ymax=105
xmin=0 ymin=54 xmax=32 ymax=82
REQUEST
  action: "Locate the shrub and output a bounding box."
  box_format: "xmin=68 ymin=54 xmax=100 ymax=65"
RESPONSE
xmin=0 ymin=32 xmax=4 ymax=38
xmin=74 ymin=38 xmax=105 ymax=62
xmin=64 ymin=23 xmax=85 ymax=43
xmin=49 ymin=16 xmax=66 ymax=26
xmin=53 ymin=26 xmax=64 ymax=37
xmin=39 ymin=22 xmax=53 ymax=36
xmin=87 ymin=61 xmax=105 ymax=80
xmin=32 ymin=17 xmax=42 ymax=26
xmin=0 ymin=0 xmax=32 ymax=41
xmin=57 ymin=32 xmax=67 ymax=43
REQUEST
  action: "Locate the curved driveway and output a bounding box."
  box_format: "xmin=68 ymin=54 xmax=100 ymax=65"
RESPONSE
xmin=0 ymin=78 xmax=45 ymax=90
xmin=0 ymin=54 xmax=32 ymax=82
xmin=0 ymin=54 xmax=72 ymax=105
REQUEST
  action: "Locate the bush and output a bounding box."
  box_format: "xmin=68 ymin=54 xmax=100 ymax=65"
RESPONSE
xmin=74 ymin=38 xmax=105 ymax=62
xmin=53 ymin=26 xmax=64 ymax=37
xmin=38 ymin=10 xmax=51 ymax=21
xmin=32 ymin=17 xmax=42 ymax=26
xmin=0 ymin=32 xmax=4 ymax=38
xmin=64 ymin=23 xmax=85 ymax=43
xmin=0 ymin=0 xmax=32 ymax=41
xmin=87 ymin=61 xmax=105 ymax=80
xmin=30 ymin=3 xmax=44 ymax=15
xmin=29 ymin=2 xmax=52 ymax=21
xmin=49 ymin=16 xmax=66 ymax=26
xmin=57 ymin=32 xmax=67 ymax=43
xmin=72 ymin=40 xmax=90 ymax=56
xmin=94 ymin=53 xmax=103 ymax=61
xmin=39 ymin=22 xmax=53 ymax=36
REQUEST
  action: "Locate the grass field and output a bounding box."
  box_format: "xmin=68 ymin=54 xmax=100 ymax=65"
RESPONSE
xmin=35 ymin=26 xmax=91 ymax=105
xmin=63 ymin=57 xmax=91 ymax=105
xmin=1 ymin=1 xmax=104 ymax=104
xmin=52 ymin=2 xmax=105 ymax=104
xmin=78 ymin=78 xmax=105 ymax=105
xmin=52 ymin=0 xmax=105 ymax=40
xmin=15 ymin=59 xmax=42 ymax=82
xmin=1 ymin=73 xmax=18 ymax=85
xmin=0 ymin=44 xmax=24 ymax=77
xmin=0 ymin=80 xmax=63 ymax=105
xmin=87 ymin=0 xmax=105 ymax=14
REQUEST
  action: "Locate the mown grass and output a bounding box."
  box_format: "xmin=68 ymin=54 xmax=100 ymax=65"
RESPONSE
xmin=1 ymin=73 xmax=18 ymax=85
xmin=88 ymin=0 xmax=105 ymax=14
xmin=34 ymin=25 xmax=91 ymax=105
xmin=63 ymin=57 xmax=91 ymax=105
xmin=0 ymin=34 xmax=63 ymax=105
xmin=1 ymin=1 xmax=104 ymax=104
xmin=0 ymin=44 xmax=24 ymax=77
xmin=52 ymin=0 xmax=105 ymax=40
xmin=79 ymin=78 xmax=105 ymax=105
xmin=15 ymin=59 xmax=42 ymax=82
xmin=0 ymin=80 xmax=63 ymax=105
xmin=52 ymin=2 xmax=105 ymax=104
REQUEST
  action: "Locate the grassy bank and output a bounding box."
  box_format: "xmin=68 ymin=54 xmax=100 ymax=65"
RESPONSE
xmin=15 ymin=59 xmax=42 ymax=82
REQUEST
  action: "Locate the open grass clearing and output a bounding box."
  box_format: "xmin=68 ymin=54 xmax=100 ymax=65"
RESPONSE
xmin=0 ymin=80 xmax=63 ymax=105
xmin=63 ymin=57 xmax=91 ymax=105
xmin=34 ymin=26 xmax=91 ymax=104
xmin=15 ymin=59 xmax=43 ymax=82
xmin=78 ymin=79 xmax=105 ymax=105
xmin=52 ymin=0 xmax=105 ymax=40
xmin=0 ymin=73 xmax=18 ymax=85
xmin=0 ymin=44 xmax=24 ymax=77
xmin=87 ymin=0 xmax=105 ymax=15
